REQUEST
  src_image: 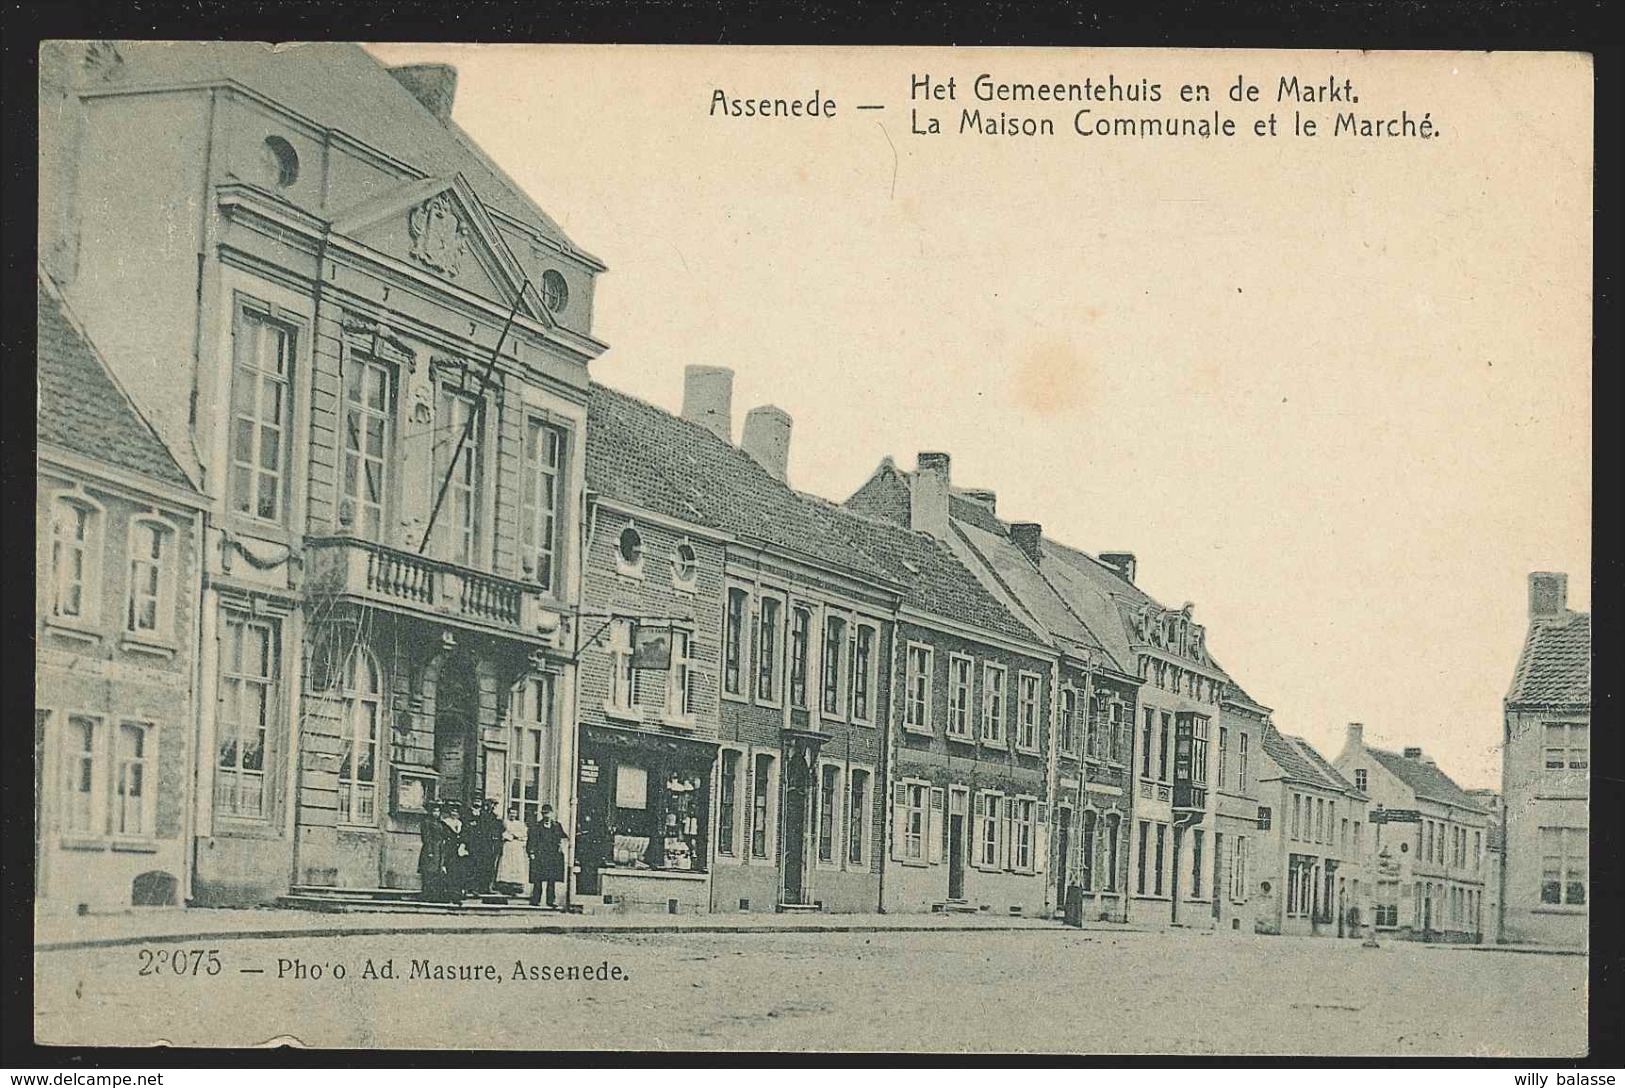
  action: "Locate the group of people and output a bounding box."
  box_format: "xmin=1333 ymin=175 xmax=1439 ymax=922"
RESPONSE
xmin=417 ymin=798 xmax=569 ymax=908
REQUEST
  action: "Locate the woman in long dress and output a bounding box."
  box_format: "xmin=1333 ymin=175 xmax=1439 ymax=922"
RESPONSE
xmin=496 ymin=804 xmax=530 ymax=895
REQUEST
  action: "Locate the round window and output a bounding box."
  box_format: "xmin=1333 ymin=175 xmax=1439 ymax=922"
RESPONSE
xmin=540 ymin=269 xmax=569 ymax=314
xmin=618 ymin=526 xmax=643 ymax=566
xmin=263 ymin=136 xmax=299 ymax=188
xmin=673 ymin=542 xmax=697 ymax=582
xmin=1400 ymin=842 xmax=1409 ymax=853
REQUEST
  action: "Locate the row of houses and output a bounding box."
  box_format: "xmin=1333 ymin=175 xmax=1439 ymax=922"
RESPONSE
xmin=36 ymin=40 xmax=1512 ymax=941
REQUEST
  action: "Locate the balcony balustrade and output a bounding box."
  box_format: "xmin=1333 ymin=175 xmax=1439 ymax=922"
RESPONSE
xmin=305 ymin=535 xmax=551 ymax=639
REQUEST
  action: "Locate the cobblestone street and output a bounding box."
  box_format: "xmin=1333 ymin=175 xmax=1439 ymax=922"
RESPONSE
xmin=34 ymin=924 xmax=1585 ymax=1055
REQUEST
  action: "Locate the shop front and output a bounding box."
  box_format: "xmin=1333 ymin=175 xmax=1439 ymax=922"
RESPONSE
xmin=575 ymin=724 xmax=716 ymax=913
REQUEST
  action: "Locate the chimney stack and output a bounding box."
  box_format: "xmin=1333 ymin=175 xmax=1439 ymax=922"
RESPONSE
xmin=1099 ymin=552 xmax=1137 ymax=585
xmin=1345 ymin=722 xmax=1364 ymax=752
xmin=1528 ymin=571 xmax=1568 ymax=622
xmin=740 ymin=405 xmax=792 ymax=483
xmin=961 ymin=489 xmax=997 ymax=514
xmin=681 ymin=365 xmax=734 ymax=443
xmin=1010 ymin=523 xmax=1044 ymax=565
xmin=387 ymin=64 xmax=459 ymax=125
xmin=910 ymin=452 xmax=952 ymax=541
xmin=1403 ymin=746 xmax=1423 ymax=760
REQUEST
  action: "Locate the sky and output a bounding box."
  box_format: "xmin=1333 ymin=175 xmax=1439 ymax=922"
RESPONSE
xmin=366 ymin=45 xmax=1591 ymax=789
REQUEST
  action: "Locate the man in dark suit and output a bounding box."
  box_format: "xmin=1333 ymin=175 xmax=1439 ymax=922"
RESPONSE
xmin=417 ymin=800 xmax=447 ymax=901
xmin=527 ymin=803 xmax=569 ymax=908
xmin=470 ymin=797 xmax=505 ymax=896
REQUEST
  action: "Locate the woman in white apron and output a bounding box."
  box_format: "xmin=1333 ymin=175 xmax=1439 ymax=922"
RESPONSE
xmin=496 ymin=803 xmax=530 ymax=895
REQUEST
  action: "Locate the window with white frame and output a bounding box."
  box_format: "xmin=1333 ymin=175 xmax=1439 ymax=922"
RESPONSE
xmin=851 ymin=624 xmax=877 ymax=723
xmin=750 ymin=753 xmax=775 ymax=859
xmin=847 ymin=768 xmax=870 ymax=866
xmin=431 ymin=385 xmax=484 ymax=566
xmin=1230 ymin=835 xmax=1249 ymax=901
xmin=1543 ymin=723 xmax=1588 ymax=775
xmin=817 ymin=764 xmax=841 ymax=863
xmin=1017 ymin=673 xmax=1040 ymax=750
xmin=340 ymin=353 xmax=394 ymax=540
xmin=788 ymin=606 xmax=811 ymax=710
xmin=948 ymin=656 xmax=973 ymax=738
xmin=230 ymin=306 xmax=294 ymax=523
xmin=63 ymin=714 xmax=103 ymax=834
xmin=520 ymin=417 xmax=566 ymax=591
xmin=722 ymin=588 xmax=748 ymax=698
xmin=982 ymin=664 xmax=1006 ymax=745
xmin=1238 ymin=732 xmax=1249 ymax=792
xmin=605 ymin=619 xmax=637 ymax=712
xmin=903 ymin=781 xmax=927 ymax=861
xmin=904 ymin=644 xmax=932 ymax=732
xmin=977 ymin=791 xmax=1001 ymax=867
xmin=216 ymin=610 xmax=278 ymax=819
xmin=1109 ymin=701 xmax=1125 ymax=762
xmin=111 ymin=721 xmax=154 ymax=837
xmin=508 ymin=673 xmax=555 ymax=824
xmin=821 ymin=615 xmax=847 ymax=716
xmin=1540 ymin=826 xmax=1586 ymax=906
xmin=125 ymin=518 xmax=173 ymax=638
xmin=1354 ymin=767 xmax=1367 ymax=792
xmin=756 ymin=596 xmax=782 ymax=705
xmin=60 ymin=715 xmax=159 ymax=840
xmin=1013 ymin=797 xmax=1035 ymax=871
xmin=668 ymin=629 xmax=696 ymax=719
xmin=1217 ymin=725 xmax=1228 ymax=790
xmin=335 ymin=649 xmax=382 ymax=826
xmin=50 ymin=496 xmax=99 ymax=622
xmin=1141 ymin=707 xmax=1154 ymax=778
xmin=717 ymin=749 xmax=740 ymax=857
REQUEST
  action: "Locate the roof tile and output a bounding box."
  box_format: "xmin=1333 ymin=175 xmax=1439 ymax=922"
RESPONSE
xmin=37 ymin=278 xmax=195 ymax=490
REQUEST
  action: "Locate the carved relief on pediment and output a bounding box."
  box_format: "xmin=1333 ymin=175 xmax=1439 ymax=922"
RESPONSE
xmin=408 ymin=192 xmax=471 ymax=278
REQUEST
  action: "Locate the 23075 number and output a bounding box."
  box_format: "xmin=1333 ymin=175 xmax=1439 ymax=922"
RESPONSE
xmin=136 ymin=947 xmax=223 ymax=977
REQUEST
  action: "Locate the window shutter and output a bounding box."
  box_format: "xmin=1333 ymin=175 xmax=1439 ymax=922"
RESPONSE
xmin=927 ymin=788 xmax=944 ymax=864
xmin=994 ymin=802 xmax=1007 ymax=876
xmin=891 ymin=780 xmax=908 ymax=861
xmin=972 ymin=793 xmax=985 ymax=868
xmin=1034 ymin=810 xmax=1048 ymax=876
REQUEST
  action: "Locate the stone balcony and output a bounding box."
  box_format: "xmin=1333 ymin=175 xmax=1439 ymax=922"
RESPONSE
xmin=304 ymin=535 xmax=562 ymax=641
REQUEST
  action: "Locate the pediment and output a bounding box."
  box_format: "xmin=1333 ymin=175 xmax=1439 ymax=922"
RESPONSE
xmin=331 ymin=175 xmax=550 ymax=325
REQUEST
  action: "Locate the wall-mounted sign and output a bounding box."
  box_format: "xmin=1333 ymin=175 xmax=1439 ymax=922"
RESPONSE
xmin=1372 ymin=809 xmax=1421 ymax=824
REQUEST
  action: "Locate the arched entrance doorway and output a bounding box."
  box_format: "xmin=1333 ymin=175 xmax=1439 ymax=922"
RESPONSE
xmin=433 ymin=656 xmax=478 ymax=810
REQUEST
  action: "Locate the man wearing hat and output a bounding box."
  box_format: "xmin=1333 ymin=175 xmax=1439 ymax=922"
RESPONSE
xmin=417 ymin=799 xmax=448 ymax=902
xmin=440 ymin=800 xmax=472 ymax=901
xmin=526 ymin=803 xmax=569 ymax=908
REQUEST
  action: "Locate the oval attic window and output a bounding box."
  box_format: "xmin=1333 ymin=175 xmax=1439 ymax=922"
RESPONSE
xmin=264 ymin=136 xmax=299 ymax=188
xmin=673 ymin=542 xmax=697 ymax=582
xmin=618 ymin=526 xmax=643 ymax=566
xmin=540 ymin=269 xmax=569 ymax=314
